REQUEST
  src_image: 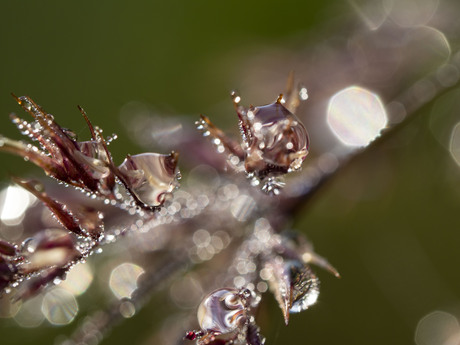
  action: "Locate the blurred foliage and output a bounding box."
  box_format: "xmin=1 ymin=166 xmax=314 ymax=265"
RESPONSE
xmin=1 ymin=1 xmax=460 ymax=345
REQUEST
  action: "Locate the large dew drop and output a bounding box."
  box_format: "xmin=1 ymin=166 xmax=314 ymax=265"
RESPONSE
xmin=197 ymin=288 xmax=247 ymax=334
xmin=118 ymin=152 xmax=179 ymax=207
xmin=265 ymin=257 xmax=320 ymax=324
xmin=288 ymin=261 xmax=320 ymax=313
xmin=242 ymin=101 xmax=309 ymax=177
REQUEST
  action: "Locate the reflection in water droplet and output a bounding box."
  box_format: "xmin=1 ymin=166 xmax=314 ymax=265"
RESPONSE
xmin=41 ymin=288 xmax=79 ymax=325
xmin=415 ymin=311 xmax=460 ymax=345
xmin=109 ymin=263 xmax=145 ymax=299
xmin=0 ymin=185 xmax=36 ymax=226
xmin=20 ymin=237 xmax=38 ymax=254
xmin=14 ymin=295 xmax=44 ymax=328
xmin=60 ymin=263 xmax=93 ymax=296
xmin=286 ymin=260 xmax=320 ymax=313
xmin=118 ymin=153 xmax=180 ymax=207
xmin=197 ymin=288 xmax=247 ymax=334
xmin=327 ymin=86 xmax=387 ymax=147
xmin=289 ymin=282 xmax=319 ymax=313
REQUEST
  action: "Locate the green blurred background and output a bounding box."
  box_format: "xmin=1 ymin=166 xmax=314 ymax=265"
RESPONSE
xmin=1 ymin=1 xmax=460 ymax=345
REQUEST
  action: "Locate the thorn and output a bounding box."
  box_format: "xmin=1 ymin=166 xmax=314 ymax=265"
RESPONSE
xmin=11 ymin=92 xmax=20 ymax=103
xmin=78 ymin=105 xmax=97 ymax=140
xmin=283 ymin=302 xmax=290 ymax=325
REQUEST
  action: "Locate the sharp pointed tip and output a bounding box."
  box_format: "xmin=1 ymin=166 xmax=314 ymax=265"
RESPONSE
xmin=199 ymin=114 xmax=210 ymax=123
xmin=282 ymin=301 xmax=291 ymax=325
xmin=327 ymin=265 xmax=341 ymax=278
xmin=11 ymin=93 xmax=20 ymax=103
xmin=283 ymin=310 xmax=290 ymax=325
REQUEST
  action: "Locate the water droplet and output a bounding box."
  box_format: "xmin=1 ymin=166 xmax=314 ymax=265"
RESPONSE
xmin=299 ymin=87 xmax=308 ymax=100
xmin=265 ymin=256 xmax=320 ymax=324
xmin=241 ymin=100 xmax=309 ymax=180
xmin=197 ymin=288 xmax=248 ymax=334
xmin=21 ymin=238 xmax=38 ymax=254
xmin=261 ymin=177 xmax=285 ymax=195
xmin=118 ymin=152 xmax=180 ymax=207
xmin=19 ymin=97 xmax=33 ymax=112
xmin=231 ymin=90 xmax=241 ymax=104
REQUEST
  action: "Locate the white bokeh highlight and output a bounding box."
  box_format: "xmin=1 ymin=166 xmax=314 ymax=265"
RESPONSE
xmin=0 ymin=185 xmax=36 ymax=226
xmin=327 ymin=86 xmax=388 ymax=147
xmin=41 ymin=288 xmax=78 ymax=326
xmin=109 ymin=263 xmax=145 ymax=299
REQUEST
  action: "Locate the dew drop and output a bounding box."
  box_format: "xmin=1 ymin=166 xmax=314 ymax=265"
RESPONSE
xmin=241 ymin=100 xmax=309 ymax=180
xmin=21 ymin=237 xmax=38 ymax=254
xmin=20 ymin=98 xmax=33 ymax=112
xmin=118 ymin=152 xmax=180 ymax=207
xmin=299 ymin=87 xmax=308 ymax=100
xmin=197 ymin=288 xmax=247 ymax=334
xmin=231 ymin=90 xmax=241 ymax=104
